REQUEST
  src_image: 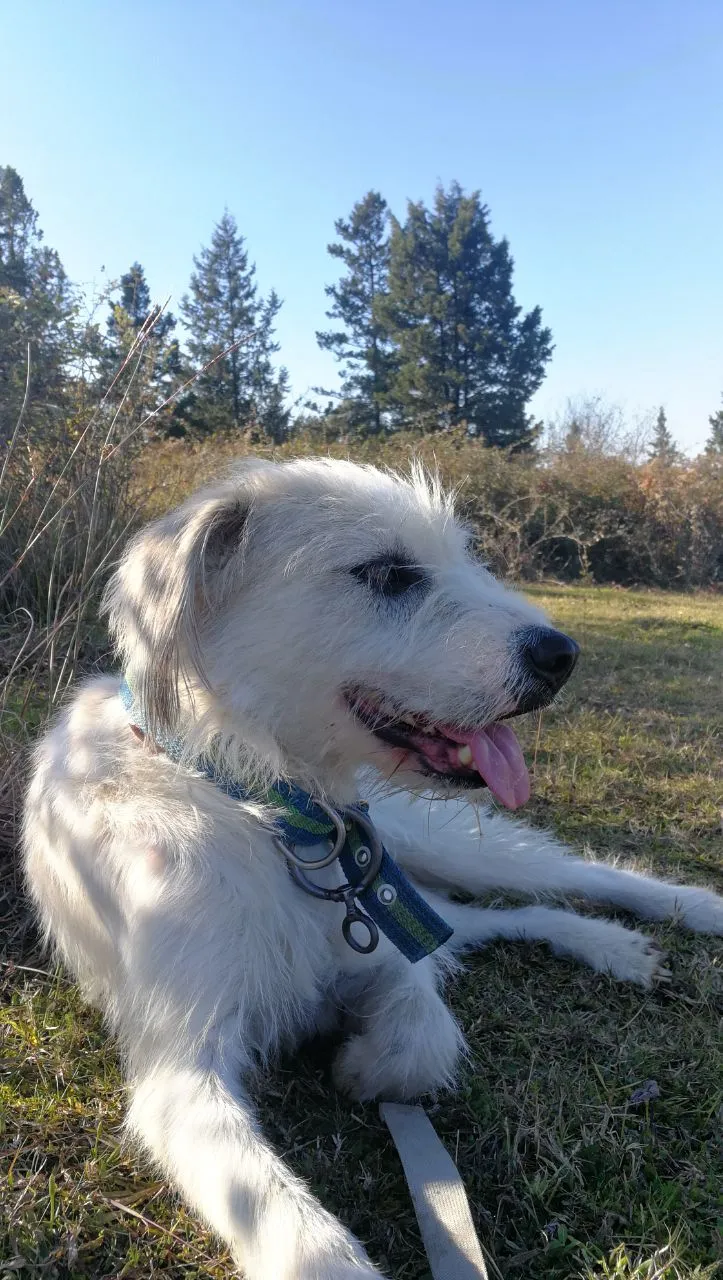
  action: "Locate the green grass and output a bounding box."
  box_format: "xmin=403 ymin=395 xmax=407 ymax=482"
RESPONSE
xmin=1 ymin=586 xmax=721 ymax=1280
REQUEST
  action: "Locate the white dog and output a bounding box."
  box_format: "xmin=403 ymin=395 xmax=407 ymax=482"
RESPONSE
xmin=22 ymin=458 xmax=722 ymax=1279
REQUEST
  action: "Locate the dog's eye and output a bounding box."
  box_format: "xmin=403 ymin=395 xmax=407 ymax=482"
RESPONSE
xmin=350 ymin=560 xmax=429 ymax=599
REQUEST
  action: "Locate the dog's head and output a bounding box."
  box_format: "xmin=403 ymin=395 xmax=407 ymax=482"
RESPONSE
xmin=105 ymin=457 xmax=578 ymax=804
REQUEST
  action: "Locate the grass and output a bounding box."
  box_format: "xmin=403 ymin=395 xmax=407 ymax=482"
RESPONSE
xmin=1 ymin=585 xmax=722 ymax=1280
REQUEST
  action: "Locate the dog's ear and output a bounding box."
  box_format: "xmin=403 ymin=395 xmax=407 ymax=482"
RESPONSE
xmin=104 ymin=477 xmax=252 ymax=736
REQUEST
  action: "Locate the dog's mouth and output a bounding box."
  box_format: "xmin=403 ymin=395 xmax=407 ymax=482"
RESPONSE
xmin=344 ymin=689 xmax=531 ymax=809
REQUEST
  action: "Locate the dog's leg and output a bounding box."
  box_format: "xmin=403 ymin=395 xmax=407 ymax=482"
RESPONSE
xmin=385 ymin=803 xmax=723 ymax=934
xmin=331 ymin=896 xmax=668 ymax=1104
xmin=333 ymin=954 xmax=466 ymax=1101
xmin=127 ymin=1038 xmax=381 ymax=1279
xmin=27 ymin=802 xmax=385 ymax=1280
xmin=418 ymin=894 xmax=667 ymax=985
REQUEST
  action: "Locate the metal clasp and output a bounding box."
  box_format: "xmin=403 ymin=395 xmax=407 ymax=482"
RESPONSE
xmin=279 ymin=803 xmax=384 ymax=955
xmin=340 ymin=887 xmax=380 ymax=954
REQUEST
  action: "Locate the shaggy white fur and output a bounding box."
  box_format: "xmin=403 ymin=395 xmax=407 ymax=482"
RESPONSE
xmin=22 ymin=458 xmax=723 ymax=1279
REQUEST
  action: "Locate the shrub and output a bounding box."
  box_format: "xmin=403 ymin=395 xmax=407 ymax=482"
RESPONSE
xmin=135 ymin=430 xmax=723 ymax=588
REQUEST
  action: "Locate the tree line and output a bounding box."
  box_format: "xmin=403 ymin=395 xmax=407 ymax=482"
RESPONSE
xmin=0 ymin=168 xmax=290 ymax=446
xmin=1 ymin=163 xmax=722 ymax=455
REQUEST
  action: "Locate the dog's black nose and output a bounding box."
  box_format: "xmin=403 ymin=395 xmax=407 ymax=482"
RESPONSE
xmin=520 ymin=628 xmax=580 ymax=693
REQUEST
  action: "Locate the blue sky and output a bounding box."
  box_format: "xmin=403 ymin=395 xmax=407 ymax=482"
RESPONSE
xmin=3 ymin=0 xmax=722 ymax=452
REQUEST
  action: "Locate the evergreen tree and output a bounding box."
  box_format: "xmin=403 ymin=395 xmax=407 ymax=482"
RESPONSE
xmin=316 ymin=191 xmax=392 ymax=434
xmin=0 ymin=166 xmax=74 ymax=442
xmin=705 ymin=398 xmax=723 ymax=455
xmin=254 ymin=365 xmax=291 ymax=444
xmin=103 ymin=262 xmax=181 ymax=431
xmin=647 ymin=407 xmax=679 ymax=462
xmin=382 ymin=183 xmax=552 ymax=447
xmin=180 ymin=212 xmax=285 ymax=434
xmin=247 ymin=288 xmax=290 ymax=441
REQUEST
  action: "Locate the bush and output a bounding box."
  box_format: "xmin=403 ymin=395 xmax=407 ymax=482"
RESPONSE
xmin=135 ymin=429 xmax=723 ymax=588
xmin=2 ymin=415 xmax=720 ymax=857
xmin=0 ymin=377 xmax=144 ymax=860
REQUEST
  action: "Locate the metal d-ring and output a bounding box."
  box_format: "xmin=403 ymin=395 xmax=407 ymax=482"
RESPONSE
xmin=276 ymin=802 xmax=384 ymax=884
xmin=272 ymin=796 xmax=347 ymax=871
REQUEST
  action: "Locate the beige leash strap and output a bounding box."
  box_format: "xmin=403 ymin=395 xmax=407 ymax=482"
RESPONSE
xmin=379 ymin=1103 xmax=489 ymax=1280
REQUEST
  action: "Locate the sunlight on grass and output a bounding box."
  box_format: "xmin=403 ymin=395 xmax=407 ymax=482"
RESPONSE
xmin=1 ymin=586 xmax=721 ymax=1279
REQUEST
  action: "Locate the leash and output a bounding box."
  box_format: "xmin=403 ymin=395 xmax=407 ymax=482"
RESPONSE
xmin=380 ymin=1104 xmax=489 ymax=1279
xmin=118 ymin=679 xmax=452 ymax=964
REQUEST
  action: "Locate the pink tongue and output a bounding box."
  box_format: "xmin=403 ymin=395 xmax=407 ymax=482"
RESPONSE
xmin=447 ymin=722 xmax=531 ymax=809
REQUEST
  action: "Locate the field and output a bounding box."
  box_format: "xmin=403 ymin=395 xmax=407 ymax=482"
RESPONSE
xmin=1 ymin=586 xmax=721 ymax=1280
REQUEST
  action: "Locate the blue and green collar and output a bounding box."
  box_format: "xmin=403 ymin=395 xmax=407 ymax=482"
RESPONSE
xmin=119 ymin=679 xmax=453 ymax=964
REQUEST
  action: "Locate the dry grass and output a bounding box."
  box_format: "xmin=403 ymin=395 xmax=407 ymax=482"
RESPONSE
xmin=1 ymin=372 xmax=720 ymax=1277
xmin=1 ymin=585 xmax=721 ymax=1280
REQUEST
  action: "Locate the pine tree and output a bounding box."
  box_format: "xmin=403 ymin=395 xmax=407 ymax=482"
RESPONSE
xmin=255 ymin=365 xmax=291 ymax=444
xmin=103 ymin=262 xmax=181 ymax=431
xmin=705 ymin=398 xmax=723 ymax=455
xmin=180 ymin=212 xmax=284 ymax=434
xmin=647 ymin=407 xmax=679 ymax=463
xmin=107 ymin=262 xmax=153 ymax=341
xmin=382 ymin=183 xmax=552 ymax=447
xmin=316 ymin=192 xmax=392 ymax=434
xmin=246 ymin=289 xmax=290 ymax=441
xmin=0 ymin=166 xmax=74 ymax=442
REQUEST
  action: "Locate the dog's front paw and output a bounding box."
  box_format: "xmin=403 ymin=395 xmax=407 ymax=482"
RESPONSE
xmin=333 ymin=1020 xmax=463 ymax=1102
xmin=672 ymin=887 xmax=723 ymax=935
